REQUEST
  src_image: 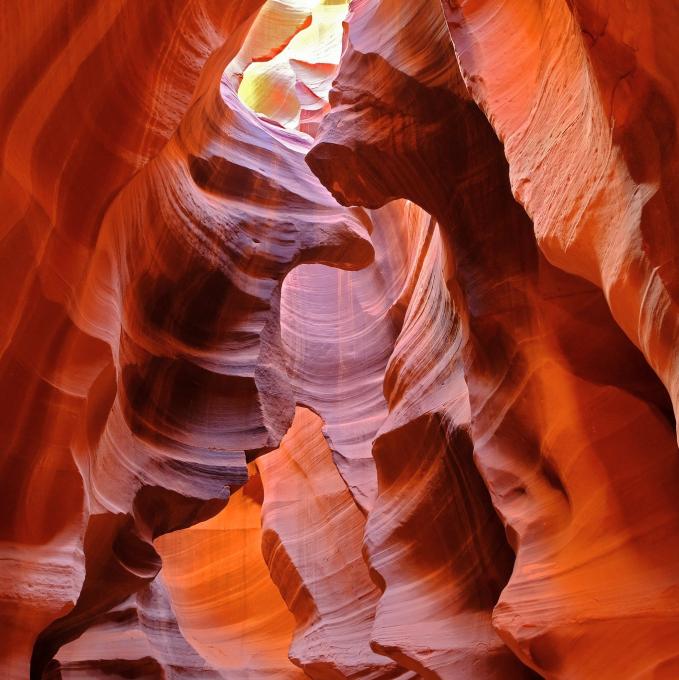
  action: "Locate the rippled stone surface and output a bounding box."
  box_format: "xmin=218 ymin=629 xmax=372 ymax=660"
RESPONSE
xmin=2 ymin=1 xmax=679 ymax=678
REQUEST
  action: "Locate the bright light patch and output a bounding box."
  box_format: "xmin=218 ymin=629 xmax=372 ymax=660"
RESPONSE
xmin=236 ymin=0 xmax=348 ymax=133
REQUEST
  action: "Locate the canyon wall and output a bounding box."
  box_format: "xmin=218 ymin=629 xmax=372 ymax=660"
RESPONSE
xmin=1 ymin=0 xmax=678 ymax=678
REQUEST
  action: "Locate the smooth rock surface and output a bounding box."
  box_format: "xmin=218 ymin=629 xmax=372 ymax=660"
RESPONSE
xmin=2 ymin=1 xmax=679 ymax=679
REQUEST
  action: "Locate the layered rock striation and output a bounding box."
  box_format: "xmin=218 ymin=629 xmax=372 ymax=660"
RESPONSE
xmin=2 ymin=0 xmax=679 ymax=678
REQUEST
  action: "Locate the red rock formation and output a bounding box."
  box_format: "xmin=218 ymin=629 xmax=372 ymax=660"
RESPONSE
xmin=445 ymin=0 xmax=679 ymax=423
xmin=49 ymin=574 xmax=224 ymax=679
xmin=156 ymin=468 xmax=302 ymax=679
xmin=0 ymin=3 xmax=266 ymax=674
xmin=257 ymin=406 xmax=408 ymax=679
xmin=0 ymin=1 xmax=370 ymax=676
xmin=440 ymin=3 xmax=679 ymax=676
xmin=279 ymin=201 xmax=415 ymax=512
xmin=3 ymin=0 xmax=679 ymax=678
xmin=309 ymin=0 xmax=679 ymax=677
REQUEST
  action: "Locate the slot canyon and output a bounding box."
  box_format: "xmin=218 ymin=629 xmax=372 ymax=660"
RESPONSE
xmin=2 ymin=0 xmax=679 ymax=678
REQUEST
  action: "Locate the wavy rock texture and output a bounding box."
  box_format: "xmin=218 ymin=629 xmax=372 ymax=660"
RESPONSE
xmin=365 ymin=216 xmax=528 ymax=679
xmin=0 ymin=1 xmax=371 ymax=677
xmin=257 ymin=406 xmax=409 ymax=679
xmin=282 ymin=195 xmax=527 ymax=677
xmin=3 ymin=0 xmax=679 ymax=678
xmin=156 ymin=467 xmax=303 ymax=679
xmin=309 ymin=0 xmax=679 ymax=678
xmin=440 ymin=3 xmax=679 ymax=676
xmin=446 ymin=0 xmax=679 ymax=426
xmin=279 ymin=200 xmax=415 ymax=512
xmin=49 ymin=574 xmax=223 ymax=679
xmin=0 ymin=3 xmax=264 ymax=675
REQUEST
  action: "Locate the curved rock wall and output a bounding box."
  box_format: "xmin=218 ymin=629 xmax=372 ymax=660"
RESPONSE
xmin=2 ymin=0 xmax=679 ymax=678
xmin=156 ymin=468 xmax=302 ymax=679
xmin=0 ymin=3 xmax=261 ymax=675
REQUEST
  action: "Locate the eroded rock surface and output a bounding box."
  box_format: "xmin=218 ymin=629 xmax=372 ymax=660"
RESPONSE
xmin=2 ymin=0 xmax=679 ymax=679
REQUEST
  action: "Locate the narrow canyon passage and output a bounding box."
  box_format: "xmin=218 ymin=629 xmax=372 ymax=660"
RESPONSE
xmin=2 ymin=1 xmax=679 ymax=679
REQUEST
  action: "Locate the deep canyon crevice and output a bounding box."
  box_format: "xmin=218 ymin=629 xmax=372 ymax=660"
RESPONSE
xmin=2 ymin=1 xmax=679 ymax=678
